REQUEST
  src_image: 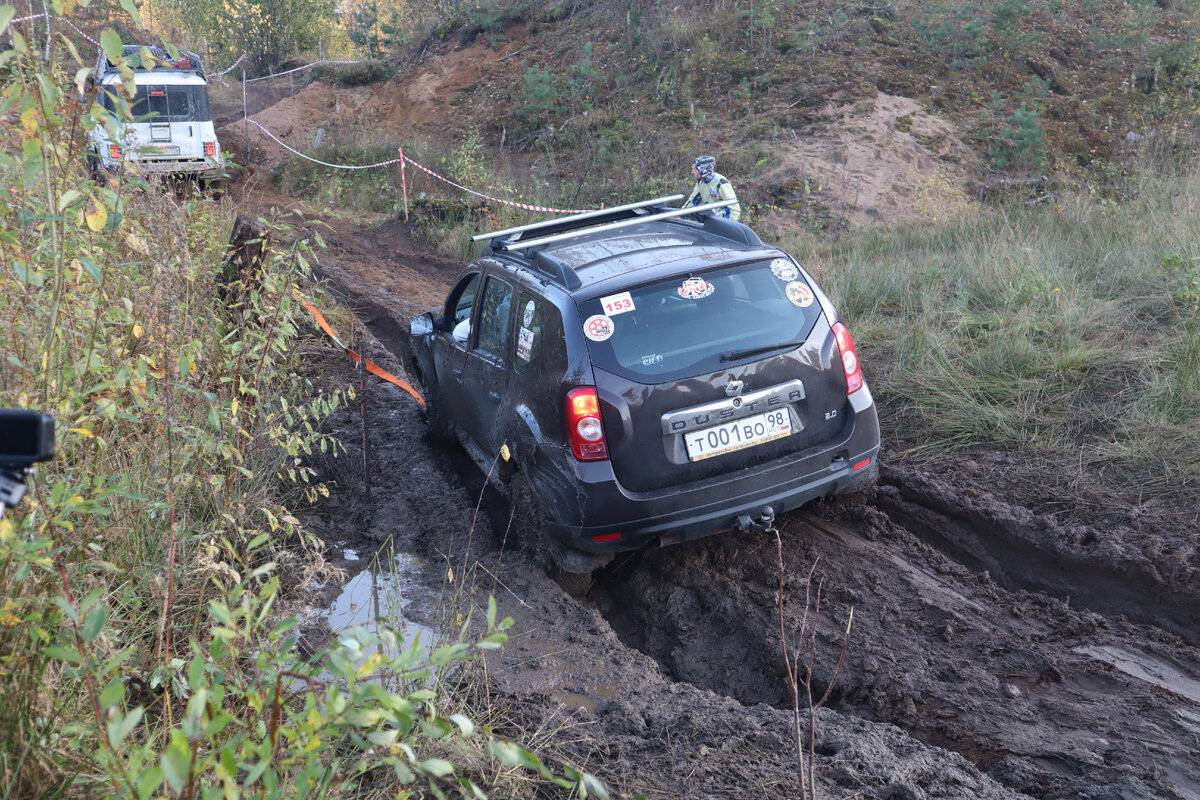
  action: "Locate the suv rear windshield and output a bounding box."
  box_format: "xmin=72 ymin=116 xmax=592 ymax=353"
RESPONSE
xmin=577 ymin=258 xmax=824 ymax=383
xmin=105 ymin=85 xmax=212 ymax=122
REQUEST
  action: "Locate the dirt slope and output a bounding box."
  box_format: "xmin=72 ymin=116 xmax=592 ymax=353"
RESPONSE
xmin=222 ymin=38 xmax=980 ymax=231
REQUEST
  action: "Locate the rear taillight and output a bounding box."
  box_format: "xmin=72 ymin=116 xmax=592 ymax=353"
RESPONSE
xmin=204 ymin=141 xmax=216 ymax=157
xmin=832 ymin=322 xmax=863 ymax=395
xmin=566 ymin=386 xmax=609 ymax=461
xmin=107 ymin=143 xmax=121 ymax=159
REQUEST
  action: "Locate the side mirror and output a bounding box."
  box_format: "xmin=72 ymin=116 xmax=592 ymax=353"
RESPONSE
xmin=409 ymin=313 xmax=435 ymax=338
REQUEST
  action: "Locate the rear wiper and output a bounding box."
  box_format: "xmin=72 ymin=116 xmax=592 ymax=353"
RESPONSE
xmin=720 ymin=339 xmax=803 ymax=362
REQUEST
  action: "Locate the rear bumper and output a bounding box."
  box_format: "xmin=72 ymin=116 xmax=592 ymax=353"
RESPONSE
xmin=100 ymin=157 xmax=225 ymax=179
xmin=542 ymin=391 xmax=881 ymax=553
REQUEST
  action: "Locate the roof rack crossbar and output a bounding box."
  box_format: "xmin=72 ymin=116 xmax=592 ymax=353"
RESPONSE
xmin=471 ymin=195 xmax=684 ymax=242
xmin=499 ymin=200 xmax=737 ymax=251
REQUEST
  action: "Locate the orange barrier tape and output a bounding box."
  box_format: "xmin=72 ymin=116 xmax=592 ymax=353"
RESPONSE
xmin=300 ymin=297 xmax=426 ymax=407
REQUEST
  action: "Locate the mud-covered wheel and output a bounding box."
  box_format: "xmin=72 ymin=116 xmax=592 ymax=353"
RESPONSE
xmin=414 ymin=368 xmax=454 ymax=442
xmin=508 ymin=473 xmax=598 ymax=595
xmin=86 ymin=153 xmax=103 ymax=184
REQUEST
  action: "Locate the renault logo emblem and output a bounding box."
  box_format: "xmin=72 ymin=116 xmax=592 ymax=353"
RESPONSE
xmin=725 ymin=379 xmax=744 ymax=398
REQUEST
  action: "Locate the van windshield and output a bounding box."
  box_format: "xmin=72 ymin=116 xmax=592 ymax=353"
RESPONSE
xmin=577 ymin=258 xmax=824 ymax=383
xmin=107 ymin=85 xmax=211 ymax=122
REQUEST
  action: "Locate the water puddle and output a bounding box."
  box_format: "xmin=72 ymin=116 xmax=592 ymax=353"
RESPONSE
xmin=304 ymin=551 xmax=441 ymax=687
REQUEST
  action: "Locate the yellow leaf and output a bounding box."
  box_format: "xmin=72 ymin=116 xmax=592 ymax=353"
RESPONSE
xmin=124 ymin=232 xmax=151 ymax=255
xmin=84 ymin=198 xmax=108 ymax=232
xmin=356 ymin=652 xmax=384 ymax=679
xmin=132 ymin=324 xmax=143 ymax=339
xmin=69 ymin=427 xmax=95 ymax=438
xmin=20 ymin=107 xmax=37 ymax=139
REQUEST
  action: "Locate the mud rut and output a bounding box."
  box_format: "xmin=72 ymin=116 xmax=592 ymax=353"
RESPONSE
xmin=273 ymin=195 xmax=1200 ymax=800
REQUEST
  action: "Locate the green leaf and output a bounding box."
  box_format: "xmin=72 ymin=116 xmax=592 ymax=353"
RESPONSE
xmin=188 ymin=655 xmax=205 ymax=691
xmin=161 ymin=731 xmax=192 ymax=792
xmin=99 ymin=678 xmax=125 ymax=709
xmin=0 ymin=6 xmax=13 ymax=35
xmin=581 ymin=773 xmax=611 ymax=799
xmin=45 ymin=646 xmax=81 ymax=665
xmin=57 ymin=190 xmax=82 ymax=213
xmin=54 ymin=596 xmax=79 ymax=623
xmin=119 ymin=0 xmax=140 ymax=20
xmin=99 ymin=29 xmax=123 ymax=65
xmin=107 ymin=706 xmax=143 ymax=747
xmin=135 ymin=765 xmax=163 ymax=800
xmin=486 ymin=595 xmax=497 ymax=628
xmin=81 ymin=605 xmax=108 ymax=642
xmin=203 ymin=712 xmax=233 ymax=738
xmin=449 ymin=714 xmax=475 ymax=736
xmin=418 ymin=758 xmax=455 ymax=778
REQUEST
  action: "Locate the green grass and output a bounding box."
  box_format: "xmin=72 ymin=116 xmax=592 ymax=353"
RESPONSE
xmin=775 ymin=170 xmax=1200 ymax=507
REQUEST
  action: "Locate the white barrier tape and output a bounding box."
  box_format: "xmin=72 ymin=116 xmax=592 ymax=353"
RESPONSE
xmin=243 ymin=119 xmax=592 ymax=214
xmin=9 ymin=14 xmax=102 ymax=48
xmin=60 ymin=18 xmax=100 ymax=47
xmin=208 ymin=52 xmax=246 ymax=80
xmin=244 ymin=59 xmax=362 ymax=83
xmin=398 ymin=150 xmax=593 ymax=214
xmin=245 ymin=119 xmax=404 ymax=170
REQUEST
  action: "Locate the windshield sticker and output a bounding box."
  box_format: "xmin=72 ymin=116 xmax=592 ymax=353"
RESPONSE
xmin=771 ymin=258 xmax=799 ymax=282
xmin=517 ymin=326 xmax=535 ymax=362
xmin=584 ymin=314 xmax=616 ymax=342
xmin=523 ymin=300 xmax=536 ymax=327
xmin=600 ymin=291 xmax=636 ymax=316
xmin=641 ymin=353 xmax=664 ymax=367
xmin=677 ymin=277 xmax=715 ymax=300
xmin=786 ymin=281 xmax=815 ymax=308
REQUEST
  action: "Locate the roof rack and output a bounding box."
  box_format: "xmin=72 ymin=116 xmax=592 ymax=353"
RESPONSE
xmin=95 ymin=45 xmax=206 ymax=80
xmin=472 ymin=195 xmax=684 ymax=243
xmin=499 ymin=200 xmax=737 ymax=252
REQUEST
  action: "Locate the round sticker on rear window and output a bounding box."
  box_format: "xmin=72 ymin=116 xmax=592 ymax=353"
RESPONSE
xmin=584 ymin=314 xmax=615 ymax=342
xmin=677 ymin=277 xmax=714 ymax=300
xmin=523 ymin=300 xmax=536 ymax=327
xmin=785 ymin=281 xmax=814 ymax=308
xmin=771 ymin=258 xmax=799 ymax=282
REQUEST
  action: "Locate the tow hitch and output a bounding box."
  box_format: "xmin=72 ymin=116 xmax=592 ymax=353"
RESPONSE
xmin=735 ymin=506 xmax=775 ymax=534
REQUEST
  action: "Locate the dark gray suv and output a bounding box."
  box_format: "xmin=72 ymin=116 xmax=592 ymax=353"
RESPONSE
xmin=407 ymin=196 xmax=880 ymax=573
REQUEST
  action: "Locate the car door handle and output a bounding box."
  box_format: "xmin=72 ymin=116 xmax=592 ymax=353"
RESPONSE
xmin=488 ymin=391 xmax=501 ymax=404
xmin=452 ymin=368 xmax=463 ymax=380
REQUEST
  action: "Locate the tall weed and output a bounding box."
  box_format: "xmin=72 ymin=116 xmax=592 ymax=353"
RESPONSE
xmin=0 ymin=13 xmax=606 ymax=799
xmin=778 ymin=174 xmax=1200 ymax=503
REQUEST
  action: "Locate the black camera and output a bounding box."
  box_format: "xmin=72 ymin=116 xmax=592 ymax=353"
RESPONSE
xmin=0 ymin=410 xmax=55 ymax=512
xmin=1 ymin=410 xmax=55 ymax=466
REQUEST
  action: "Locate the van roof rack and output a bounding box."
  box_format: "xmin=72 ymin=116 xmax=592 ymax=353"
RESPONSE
xmin=96 ymin=45 xmax=206 ymax=80
xmin=499 ymin=200 xmax=737 ymax=252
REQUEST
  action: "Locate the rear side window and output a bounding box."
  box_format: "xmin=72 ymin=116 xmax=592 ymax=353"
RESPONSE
xmin=514 ymin=293 xmax=567 ymax=378
xmin=577 ymin=258 xmax=823 ymax=383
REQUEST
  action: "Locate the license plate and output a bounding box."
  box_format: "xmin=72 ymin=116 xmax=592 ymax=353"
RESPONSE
xmin=684 ymin=409 xmax=792 ymax=461
xmin=158 ymin=146 xmax=180 ymax=155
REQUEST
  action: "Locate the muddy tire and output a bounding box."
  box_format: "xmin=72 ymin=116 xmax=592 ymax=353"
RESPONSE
xmin=508 ymin=473 xmax=602 ymax=595
xmin=414 ymin=366 xmax=454 ymax=442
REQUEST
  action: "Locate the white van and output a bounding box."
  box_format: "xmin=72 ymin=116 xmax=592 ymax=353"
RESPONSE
xmin=88 ymin=46 xmax=225 ymax=183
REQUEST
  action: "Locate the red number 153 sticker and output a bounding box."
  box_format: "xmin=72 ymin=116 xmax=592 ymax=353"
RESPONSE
xmin=600 ymin=291 xmax=635 ymax=315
